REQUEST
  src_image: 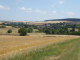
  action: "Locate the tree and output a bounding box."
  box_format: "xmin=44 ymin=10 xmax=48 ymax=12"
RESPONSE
xmin=32 ymin=24 xmax=37 ymax=29
xmin=60 ymin=29 xmax=67 ymax=35
xmin=45 ymin=29 xmax=52 ymax=34
xmin=71 ymin=27 xmax=75 ymax=32
xmin=18 ymin=28 xmax=28 ymax=36
xmin=8 ymin=29 xmax=12 ymax=33
xmin=77 ymin=31 xmax=80 ymax=35
xmin=28 ymin=27 xmax=33 ymax=33
xmin=72 ymin=31 xmax=77 ymax=35
xmin=52 ymin=30 xmax=57 ymax=34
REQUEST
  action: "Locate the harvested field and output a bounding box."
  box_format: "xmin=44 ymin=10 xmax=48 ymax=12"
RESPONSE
xmin=0 ymin=35 xmax=79 ymax=58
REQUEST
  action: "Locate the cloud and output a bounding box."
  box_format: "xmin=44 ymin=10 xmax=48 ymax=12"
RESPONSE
xmin=52 ymin=11 xmax=57 ymax=14
xmin=18 ymin=7 xmax=26 ymax=10
xmin=58 ymin=1 xmax=65 ymax=4
xmin=0 ymin=5 xmax=10 ymax=10
xmin=49 ymin=14 xmax=52 ymax=15
xmin=51 ymin=3 xmax=56 ymax=7
xmin=26 ymin=8 xmax=32 ymax=13
xmin=34 ymin=10 xmax=41 ymax=13
xmin=15 ymin=3 xmax=18 ymax=4
xmin=66 ymin=12 xmax=74 ymax=15
xmin=26 ymin=8 xmax=32 ymax=11
xmin=41 ymin=11 xmax=46 ymax=14
xmin=34 ymin=9 xmax=46 ymax=14
xmin=18 ymin=7 xmax=32 ymax=13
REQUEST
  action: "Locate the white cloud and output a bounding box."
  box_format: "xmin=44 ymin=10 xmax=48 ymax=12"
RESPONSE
xmin=41 ymin=11 xmax=46 ymax=14
xmin=58 ymin=1 xmax=65 ymax=4
xmin=34 ymin=9 xmax=46 ymax=14
xmin=66 ymin=12 xmax=74 ymax=15
xmin=26 ymin=8 xmax=32 ymax=13
xmin=15 ymin=3 xmax=18 ymax=4
xmin=18 ymin=7 xmax=32 ymax=13
xmin=0 ymin=5 xmax=10 ymax=10
xmin=51 ymin=3 xmax=56 ymax=7
xmin=49 ymin=14 xmax=52 ymax=15
xmin=52 ymin=11 xmax=57 ymax=14
xmin=18 ymin=7 xmax=26 ymax=10
xmin=35 ymin=10 xmax=41 ymax=13
xmin=26 ymin=8 xmax=32 ymax=11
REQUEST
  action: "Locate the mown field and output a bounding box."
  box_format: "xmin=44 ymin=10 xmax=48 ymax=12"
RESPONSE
xmin=0 ymin=35 xmax=79 ymax=60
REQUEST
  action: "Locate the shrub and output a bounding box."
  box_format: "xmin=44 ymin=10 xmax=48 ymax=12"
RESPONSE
xmin=18 ymin=28 xmax=28 ymax=36
xmin=8 ymin=29 xmax=12 ymax=33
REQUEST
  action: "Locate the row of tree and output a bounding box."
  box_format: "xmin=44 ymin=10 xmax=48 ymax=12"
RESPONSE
xmin=38 ymin=27 xmax=80 ymax=35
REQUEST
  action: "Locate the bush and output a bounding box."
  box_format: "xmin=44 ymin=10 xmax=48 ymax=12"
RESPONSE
xmin=18 ymin=28 xmax=28 ymax=36
xmin=8 ymin=29 xmax=12 ymax=33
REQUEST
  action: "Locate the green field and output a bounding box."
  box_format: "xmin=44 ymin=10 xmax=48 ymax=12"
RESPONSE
xmin=2 ymin=38 xmax=80 ymax=60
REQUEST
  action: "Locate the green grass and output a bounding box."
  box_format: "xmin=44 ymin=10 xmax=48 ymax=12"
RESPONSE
xmin=1 ymin=38 xmax=80 ymax=60
xmin=57 ymin=38 xmax=80 ymax=60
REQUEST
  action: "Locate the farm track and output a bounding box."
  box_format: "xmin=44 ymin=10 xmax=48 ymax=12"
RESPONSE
xmin=0 ymin=35 xmax=79 ymax=58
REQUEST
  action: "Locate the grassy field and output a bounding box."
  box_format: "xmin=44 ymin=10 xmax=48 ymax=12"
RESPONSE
xmin=0 ymin=36 xmax=79 ymax=59
xmin=0 ymin=27 xmax=20 ymax=34
xmin=68 ymin=28 xmax=79 ymax=31
xmin=1 ymin=37 xmax=80 ymax=60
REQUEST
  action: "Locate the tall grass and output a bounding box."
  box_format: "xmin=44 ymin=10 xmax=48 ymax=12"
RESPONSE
xmin=1 ymin=38 xmax=80 ymax=60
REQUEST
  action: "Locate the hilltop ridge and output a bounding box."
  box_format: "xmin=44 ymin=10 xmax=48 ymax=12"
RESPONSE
xmin=45 ymin=18 xmax=80 ymax=21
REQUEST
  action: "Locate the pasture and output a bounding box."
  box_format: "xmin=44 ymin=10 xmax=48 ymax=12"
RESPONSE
xmin=0 ymin=35 xmax=79 ymax=59
xmin=0 ymin=27 xmax=20 ymax=34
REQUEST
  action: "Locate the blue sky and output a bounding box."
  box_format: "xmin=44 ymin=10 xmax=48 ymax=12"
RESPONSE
xmin=0 ymin=0 xmax=80 ymax=21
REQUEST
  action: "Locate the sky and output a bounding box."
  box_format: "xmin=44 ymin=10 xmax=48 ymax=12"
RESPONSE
xmin=0 ymin=0 xmax=80 ymax=21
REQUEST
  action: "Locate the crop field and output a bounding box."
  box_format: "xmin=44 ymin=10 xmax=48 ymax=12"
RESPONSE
xmin=0 ymin=35 xmax=79 ymax=59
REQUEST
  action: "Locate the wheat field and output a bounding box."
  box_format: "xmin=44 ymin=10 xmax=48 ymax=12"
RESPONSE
xmin=0 ymin=35 xmax=79 ymax=58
